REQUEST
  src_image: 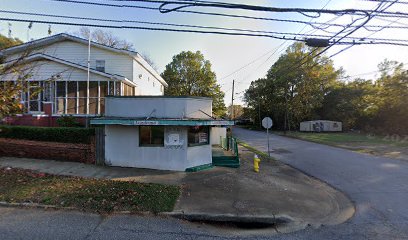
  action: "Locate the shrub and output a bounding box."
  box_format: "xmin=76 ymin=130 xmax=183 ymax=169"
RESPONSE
xmin=57 ymin=115 xmax=83 ymax=127
xmin=0 ymin=125 xmax=95 ymax=144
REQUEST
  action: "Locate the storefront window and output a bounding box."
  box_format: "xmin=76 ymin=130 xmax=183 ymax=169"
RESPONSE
xmin=139 ymin=126 xmax=164 ymax=146
xmin=188 ymin=126 xmax=209 ymax=146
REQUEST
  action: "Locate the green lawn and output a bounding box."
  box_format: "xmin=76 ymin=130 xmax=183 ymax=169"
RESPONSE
xmin=276 ymin=131 xmax=408 ymax=147
xmin=237 ymin=141 xmax=276 ymax=161
xmin=0 ymin=168 xmax=180 ymax=213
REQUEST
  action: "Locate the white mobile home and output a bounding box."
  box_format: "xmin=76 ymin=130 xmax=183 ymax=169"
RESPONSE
xmin=300 ymin=120 xmax=342 ymax=132
xmin=90 ymin=96 xmax=234 ymax=171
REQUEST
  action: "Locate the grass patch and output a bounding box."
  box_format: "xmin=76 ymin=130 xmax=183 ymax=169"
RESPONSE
xmin=275 ymin=131 xmax=408 ymax=147
xmin=0 ymin=168 xmax=180 ymax=213
xmin=236 ymin=140 xmax=276 ymax=161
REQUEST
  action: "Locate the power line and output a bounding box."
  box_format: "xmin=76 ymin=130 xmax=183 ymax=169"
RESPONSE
xmin=237 ymin=0 xmax=337 ymax=84
xmin=339 ymin=61 xmax=408 ymax=79
xmin=48 ymin=0 xmax=408 ymax=30
xmin=119 ymin=0 xmax=408 ymax=19
xmin=218 ymin=45 xmax=284 ymax=81
xmin=6 ymin=9 xmax=408 ymax=42
xmin=0 ymin=17 xmax=307 ymax=41
xmin=2 ymin=16 xmax=407 ymax=46
xmin=220 ymin=0 xmax=406 ymax=87
xmin=269 ymin=0 xmax=387 ymax=82
xmin=363 ymin=0 xmax=408 ymax=4
xmin=325 ymin=0 xmax=401 ymax=60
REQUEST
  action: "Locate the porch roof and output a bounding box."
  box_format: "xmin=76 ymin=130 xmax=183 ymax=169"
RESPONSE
xmin=90 ymin=117 xmax=234 ymax=126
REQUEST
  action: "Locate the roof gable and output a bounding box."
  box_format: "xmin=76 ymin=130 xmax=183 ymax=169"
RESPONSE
xmin=0 ymin=33 xmax=137 ymax=57
xmin=2 ymin=53 xmax=137 ymax=87
xmin=0 ymin=33 xmax=167 ymax=86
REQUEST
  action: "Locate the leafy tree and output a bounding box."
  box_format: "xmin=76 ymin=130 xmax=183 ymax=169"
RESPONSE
xmin=161 ymin=51 xmax=226 ymax=117
xmin=244 ymin=43 xmax=340 ymax=130
xmin=0 ymin=33 xmax=23 ymax=50
xmin=317 ymin=79 xmax=378 ymax=130
xmin=318 ymin=59 xmax=407 ymax=134
xmin=370 ymin=60 xmax=408 ymax=134
xmin=0 ymin=53 xmax=33 ymax=118
xmin=227 ymin=104 xmax=244 ymax=119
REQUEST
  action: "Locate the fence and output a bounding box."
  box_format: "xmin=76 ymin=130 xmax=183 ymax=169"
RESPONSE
xmin=220 ymin=136 xmax=239 ymax=157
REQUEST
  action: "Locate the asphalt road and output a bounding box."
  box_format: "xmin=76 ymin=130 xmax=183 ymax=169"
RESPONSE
xmin=1 ymin=127 xmax=407 ymax=239
xmin=233 ymin=127 xmax=408 ymax=239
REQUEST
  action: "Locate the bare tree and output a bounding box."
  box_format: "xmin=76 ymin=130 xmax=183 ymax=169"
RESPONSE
xmin=140 ymin=52 xmax=159 ymax=71
xmin=74 ymin=28 xmax=159 ymax=71
xmin=75 ymin=27 xmax=134 ymax=51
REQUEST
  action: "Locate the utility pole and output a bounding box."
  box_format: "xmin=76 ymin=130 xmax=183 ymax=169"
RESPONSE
xmin=231 ymin=79 xmax=235 ymax=120
xmin=258 ymin=92 xmax=261 ymax=128
xmin=284 ymin=90 xmax=288 ymax=135
xmin=86 ymin=30 xmax=91 ymax=128
xmin=8 ymin=23 xmax=12 ymax=38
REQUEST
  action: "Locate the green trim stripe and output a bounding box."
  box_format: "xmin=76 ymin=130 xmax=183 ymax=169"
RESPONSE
xmin=90 ymin=119 xmax=234 ymax=126
xmin=185 ymin=163 xmax=213 ymax=172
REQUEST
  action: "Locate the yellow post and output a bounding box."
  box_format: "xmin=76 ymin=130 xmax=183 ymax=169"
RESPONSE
xmin=254 ymin=154 xmax=260 ymax=172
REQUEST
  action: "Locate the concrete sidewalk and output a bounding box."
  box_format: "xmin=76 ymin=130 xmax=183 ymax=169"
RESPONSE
xmin=173 ymin=150 xmax=354 ymax=231
xmin=0 ymin=157 xmax=186 ymax=185
xmin=0 ymin=149 xmax=354 ymax=232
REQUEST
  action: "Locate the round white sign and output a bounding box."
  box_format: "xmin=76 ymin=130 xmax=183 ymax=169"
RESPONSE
xmin=262 ymin=117 xmax=273 ymax=129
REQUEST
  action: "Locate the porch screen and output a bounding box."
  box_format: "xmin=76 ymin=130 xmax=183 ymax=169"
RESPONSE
xmin=139 ymin=126 xmax=164 ymax=146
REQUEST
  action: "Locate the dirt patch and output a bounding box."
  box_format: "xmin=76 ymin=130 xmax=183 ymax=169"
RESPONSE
xmin=338 ymin=143 xmax=408 ymax=161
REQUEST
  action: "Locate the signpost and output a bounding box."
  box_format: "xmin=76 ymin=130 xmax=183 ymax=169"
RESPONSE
xmin=262 ymin=117 xmax=273 ymax=156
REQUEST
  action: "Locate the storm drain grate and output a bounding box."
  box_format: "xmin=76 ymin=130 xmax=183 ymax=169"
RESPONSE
xmin=190 ymin=220 xmax=276 ymax=230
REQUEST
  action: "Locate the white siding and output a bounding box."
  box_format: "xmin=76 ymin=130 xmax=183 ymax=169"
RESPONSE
xmin=3 ymin=37 xmax=166 ymax=96
xmin=210 ymin=127 xmax=227 ymax=145
xmin=186 ymin=144 xmax=212 ymax=169
xmin=132 ymin=60 xmax=163 ymax=95
xmin=7 ymin=40 xmax=133 ymax=80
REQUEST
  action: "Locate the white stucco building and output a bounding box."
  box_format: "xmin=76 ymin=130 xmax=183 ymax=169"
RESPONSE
xmin=91 ymin=96 xmax=234 ymax=171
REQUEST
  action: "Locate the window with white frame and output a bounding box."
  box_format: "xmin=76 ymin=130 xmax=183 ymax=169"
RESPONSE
xmin=95 ymin=60 xmax=105 ymax=72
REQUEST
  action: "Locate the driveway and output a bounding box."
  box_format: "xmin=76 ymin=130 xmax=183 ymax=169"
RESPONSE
xmin=233 ymin=127 xmax=408 ymax=239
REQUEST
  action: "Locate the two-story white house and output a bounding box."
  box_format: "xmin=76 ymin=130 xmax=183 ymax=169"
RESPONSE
xmin=0 ymin=33 xmax=167 ymax=126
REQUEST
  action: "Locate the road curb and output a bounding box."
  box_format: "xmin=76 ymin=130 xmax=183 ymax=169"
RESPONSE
xmin=161 ymin=211 xmax=293 ymax=225
xmin=236 ymin=140 xmax=356 ymax=226
xmin=0 ymin=201 xmax=297 ymax=229
xmin=0 ymin=201 xmax=154 ymax=216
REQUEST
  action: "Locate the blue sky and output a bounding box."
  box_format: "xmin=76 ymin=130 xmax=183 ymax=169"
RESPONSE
xmin=1 ymin=0 xmax=407 ymax=105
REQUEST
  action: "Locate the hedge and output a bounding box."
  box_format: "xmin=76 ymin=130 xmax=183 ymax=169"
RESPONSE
xmin=0 ymin=125 xmax=95 ymax=144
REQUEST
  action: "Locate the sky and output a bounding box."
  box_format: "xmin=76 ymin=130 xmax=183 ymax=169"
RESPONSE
xmin=1 ymin=0 xmax=407 ymax=106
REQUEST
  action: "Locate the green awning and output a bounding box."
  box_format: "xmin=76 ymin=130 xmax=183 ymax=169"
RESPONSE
xmin=90 ymin=118 xmax=234 ymax=126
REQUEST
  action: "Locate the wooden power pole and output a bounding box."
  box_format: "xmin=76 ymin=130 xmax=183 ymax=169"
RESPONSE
xmin=231 ymin=80 xmax=235 ymax=120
